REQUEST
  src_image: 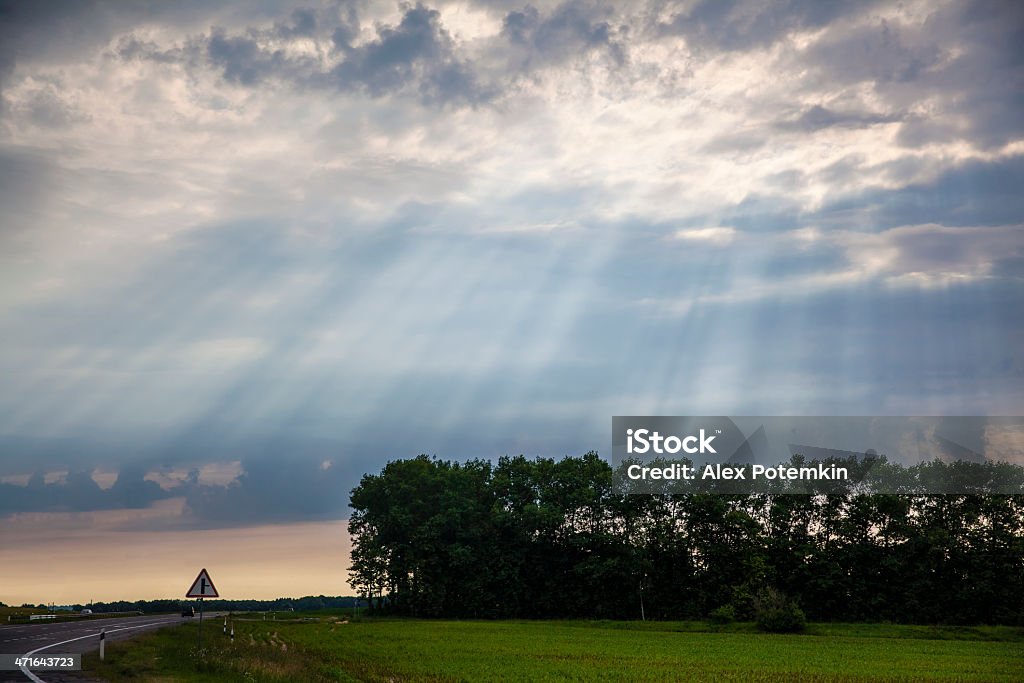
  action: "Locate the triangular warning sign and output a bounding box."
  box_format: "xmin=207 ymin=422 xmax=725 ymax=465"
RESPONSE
xmin=186 ymin=568 xmax=219 ymax=598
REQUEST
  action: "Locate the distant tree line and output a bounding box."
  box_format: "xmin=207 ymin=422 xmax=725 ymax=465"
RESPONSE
xmin=63 ymin=595 xmax=360 ymax=614
xmin=348 ymin=453 xmax=1024 ymax=624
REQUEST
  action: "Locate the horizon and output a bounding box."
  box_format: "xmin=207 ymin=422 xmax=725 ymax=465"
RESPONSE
xmin=7 ymin=593 xmax=361 ymax=609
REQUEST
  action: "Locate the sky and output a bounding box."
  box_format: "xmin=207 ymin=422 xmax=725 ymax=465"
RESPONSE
xmin=0 ymin=0 xmax=1022 ymax=604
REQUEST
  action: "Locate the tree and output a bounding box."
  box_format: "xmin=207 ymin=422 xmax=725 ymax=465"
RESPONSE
xmin=347 ymin=453 xmax=1024 ymax=624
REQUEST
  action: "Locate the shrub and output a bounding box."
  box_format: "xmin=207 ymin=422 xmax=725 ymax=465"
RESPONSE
xmin=708 ymin=604 xmax=736 ymax=625
xmin=754 ymin=587 xmax=806 ymax=633
xmin=728 ymin=585 xmax=756 ymax=620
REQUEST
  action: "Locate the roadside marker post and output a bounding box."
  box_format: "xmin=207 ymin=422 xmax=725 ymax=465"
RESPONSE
xmin=99 ymin=629 xmax=105 ymax=660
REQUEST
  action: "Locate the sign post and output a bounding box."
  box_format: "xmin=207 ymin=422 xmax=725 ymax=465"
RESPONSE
xmin=185 ymin=568 xmax=220 ymax=652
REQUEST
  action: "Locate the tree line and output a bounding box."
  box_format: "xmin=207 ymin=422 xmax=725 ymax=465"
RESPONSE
xmin=23 ymin=596 xmax=361 ymax=614
xmin=348 ymin=452 xmax=1024 ymax=624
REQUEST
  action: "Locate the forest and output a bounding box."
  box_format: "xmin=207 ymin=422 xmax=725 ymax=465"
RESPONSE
xmin=348 ymin=452 xmax=1024 ymax=625
xmin=17 ymin=596 xmax=360 ymax=614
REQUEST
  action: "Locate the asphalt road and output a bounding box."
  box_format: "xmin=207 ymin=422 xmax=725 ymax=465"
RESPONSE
xmin=0 ymin=613 xmax=220 ymax=682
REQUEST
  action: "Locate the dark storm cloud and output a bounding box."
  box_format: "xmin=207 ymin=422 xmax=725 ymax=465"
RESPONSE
xmin=652 ymin=1 xmax=1022 ymax=153
xmin=804 ymin=18 xmax=942 ymax=85
xmin=0 ymin=438 xmax=361 ymax=525
xmin=276 ymin=7 xmax=318 ymax=38
xmin=817 ymin=155 xmax=1024 ymax=230
xmin=0 ymin=0 xmax=316 ymax=121
xmin=5 ymin=0 xmax=1018 ymax=131
xmin=778 ymin=104 xmax=903 ymax=132
xmin=206 ymin=28 xmax=310 ymax=87
xmin=328 ymin=2 xmax=485 ymax=103
xmin=96 ymin=1 xmax=626 ymax=104
xmin=1 ymin=434 xmax=529 ymax=527
xmin=109 ymin=464 xmax=173 ymax=508
xmin=202 ymin=6 xmax=358 ymax=87
xmin=171 ymin=3 xmax=489 ymax=103
xmin=11 ymin=470 xmax=104 ymax=513
xmin=501 ymin=1 xmax=625 ymax=66
xmin=801 ymin=1 xmax=1024 ymax=149
xmin=114 ymin=35 xmax=184 ymax=64
xmin=181 ymin=455 xmax=353 ymax=525
xmin=0 ymin=0 xmax=105 ymax=116
xmin=0 ymin=0 xmax=106 ymax=81
xmin=654 ymin=0 xmax=881 ymax=51
xmin=0 ymin=435 xmax=152 ymax=478
xmin=895 ymin=117 xmax=961 ymax=149
xmin=877 ymin=224 xmax=1023 ymax=279
xmin=0 ymin=465 xmax=171 ymax=515
xmin=0 ymin=456 xmax=345 ymax=526
xmin=329 ymin=4 xmax=361 ymax=48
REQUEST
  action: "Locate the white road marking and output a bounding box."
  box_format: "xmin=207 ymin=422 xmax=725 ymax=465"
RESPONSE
xmin=19 ymin=618 xmax=180 ymax=683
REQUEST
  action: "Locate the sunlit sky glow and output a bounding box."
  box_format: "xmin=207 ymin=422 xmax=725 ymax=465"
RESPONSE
xmin=1 ymin=0 xmax=1022 ymax=603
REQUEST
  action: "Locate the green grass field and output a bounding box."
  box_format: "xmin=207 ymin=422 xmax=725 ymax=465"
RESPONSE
xmin=83 ymin=616 xmax=1024 ymax=682
xmin=0 ymin=606 xmax=35 ymax=618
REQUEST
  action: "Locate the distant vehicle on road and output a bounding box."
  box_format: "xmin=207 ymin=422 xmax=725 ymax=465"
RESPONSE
xmin=81 ymin=608 xmax=93 ymax=615
xmin=181 ymin=605 xmax=195 ymax=617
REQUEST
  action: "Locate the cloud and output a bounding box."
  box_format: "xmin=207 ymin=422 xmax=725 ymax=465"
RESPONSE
xmin=672 ymin=226 xmax=736 ymax=245
xmin=818 ymin=155 xmax=1024 ymax=229
xmin=0 ymin=465 xmax=172 ymax=515
xmin=799 ymin=1 xmax=1024 ymax=150
xmin=328 ymin=2 xmax=485 ymax=103
xmin=276 ymin=7 xmax=319 ymax=39
xmin=181 ymin=455 xmax=353 ymax=526
xmin=0 ymin=148 xmax=53 ymax=244
xmin=0 ymin=0 xmax=1022 ymax=528
xmin=0 ymin=0 xmax=250 ymax=114
xmin=654 ymin=0 xmax=882 ymax=51
xmin=10 ymin=85 xmax=90 ymax=128
xmin=836 ymin=223 xmax=1024 ymax=286
xmin=206 ymin=29 xmax=300 ymax=87
xmin=0 ymin=453 xmax=351 ymax=527
xmin=803 ymin=14 xmax=943 ymax=86
xmin=778 ymin=104 xmax=903 ymax=132
xmin=185 ymin=1 xmax=629 ymax=104
xmin=105 ymin=3 xmax=495 ymax=105
xmin=0 ymin=1 xmax=110 ymax=96
xmin=501 ymin=1 xmax=625 ymax=67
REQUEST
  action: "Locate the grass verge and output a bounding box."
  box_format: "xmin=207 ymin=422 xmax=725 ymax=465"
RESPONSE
xmin=83 ymin=616 xmax=1024 ymax=682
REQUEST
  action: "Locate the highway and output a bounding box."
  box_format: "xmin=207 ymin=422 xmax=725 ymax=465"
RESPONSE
xmin=0 ymin=613 xmax=218 ymax=682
